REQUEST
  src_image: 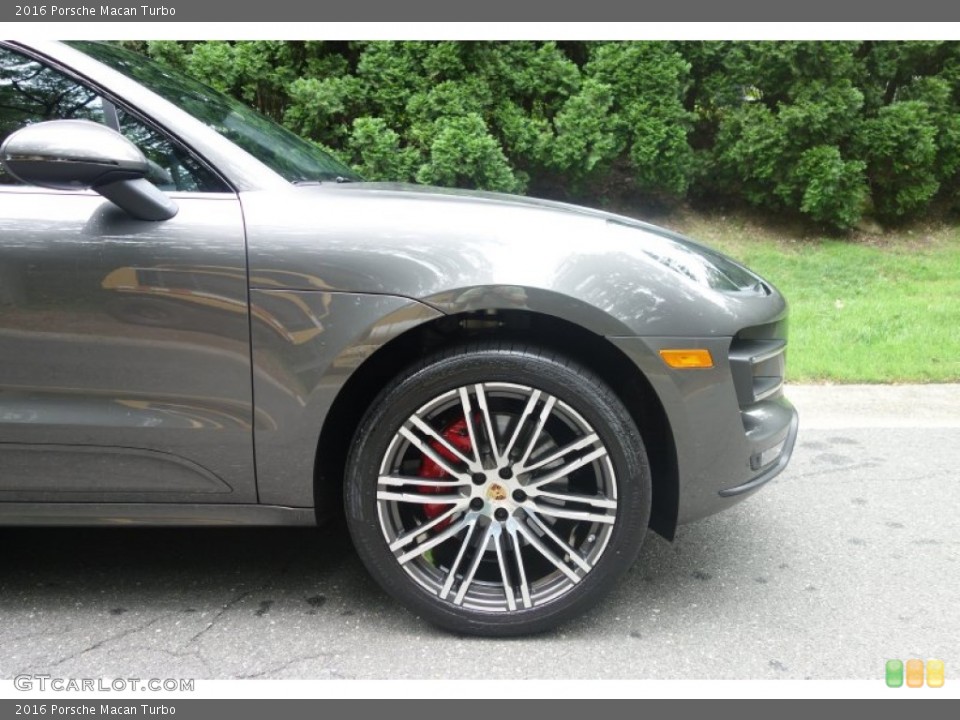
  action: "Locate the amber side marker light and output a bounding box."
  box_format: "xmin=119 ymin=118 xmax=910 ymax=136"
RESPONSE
xmin=659 ymin=349 xmax=714 ymax=369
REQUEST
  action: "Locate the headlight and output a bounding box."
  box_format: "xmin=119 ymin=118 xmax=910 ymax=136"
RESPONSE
xmin=606 ymin=219 xmax=768 ymax=294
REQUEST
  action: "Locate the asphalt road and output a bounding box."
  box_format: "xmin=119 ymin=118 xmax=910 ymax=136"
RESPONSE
xmin=1 ymin=385 xmax=957 ymax=680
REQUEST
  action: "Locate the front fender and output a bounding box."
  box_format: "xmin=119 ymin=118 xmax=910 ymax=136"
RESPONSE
xmin=250 ymin=290 xmax=442 ymax=506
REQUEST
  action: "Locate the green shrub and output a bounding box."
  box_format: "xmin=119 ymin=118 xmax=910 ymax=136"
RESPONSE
xmin=857 ymin=102 xmax=940 ymax=221
xmin=790 ymin=146 xmax=867 ymax=229
xmin=415 ymin=114 xmax=523 ymax=193
xmin=585 ymin=42 xmax=694 ymax=196
xmin=348 ymin=117 xmax=418 ymax=182
xmin=134 ymin=40 xmax=960 ymax=232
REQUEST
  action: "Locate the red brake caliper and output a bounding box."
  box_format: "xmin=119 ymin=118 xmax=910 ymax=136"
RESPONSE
xmin=417 ymin=417 xmax=472 ymax=530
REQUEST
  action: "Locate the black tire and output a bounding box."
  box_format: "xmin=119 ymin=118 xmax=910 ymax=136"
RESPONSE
xmin=344 ymin=341 xmax=651 ymax=636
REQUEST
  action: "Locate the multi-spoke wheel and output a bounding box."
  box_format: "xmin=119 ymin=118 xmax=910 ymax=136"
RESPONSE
xmin=345 ymin=342 xmax=651 ymax=636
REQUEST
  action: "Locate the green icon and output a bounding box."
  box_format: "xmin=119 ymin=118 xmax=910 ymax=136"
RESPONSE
xmin=886 ymin=659 xmax=904 ymax=688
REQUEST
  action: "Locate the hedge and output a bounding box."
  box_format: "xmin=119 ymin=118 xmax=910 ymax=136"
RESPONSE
xmin=124 ymin=40 xmax=960 ymax=230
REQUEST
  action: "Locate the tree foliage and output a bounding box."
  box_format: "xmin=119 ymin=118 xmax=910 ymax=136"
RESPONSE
xmin=133 ymin=40 xmax=960 ymax=230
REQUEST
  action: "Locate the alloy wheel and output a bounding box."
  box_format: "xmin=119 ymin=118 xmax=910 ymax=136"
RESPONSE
xmin=375 ymin=381 xmax=618 ymax=612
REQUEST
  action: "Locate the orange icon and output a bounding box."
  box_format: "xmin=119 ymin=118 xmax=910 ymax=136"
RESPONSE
xmin=906 ymin=659 xmax=924 ymax=688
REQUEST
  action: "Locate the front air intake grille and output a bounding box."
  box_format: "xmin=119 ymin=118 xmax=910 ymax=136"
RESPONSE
xmin=729 ymin=337 xmax=786 ymax=407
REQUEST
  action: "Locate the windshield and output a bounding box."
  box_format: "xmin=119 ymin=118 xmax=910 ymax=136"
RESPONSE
xmin=68 ymin=41 xmax=362 ymax=184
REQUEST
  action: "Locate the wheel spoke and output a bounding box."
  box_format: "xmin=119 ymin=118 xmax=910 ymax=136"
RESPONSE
xmin=408 ymin=415 xmax=479 ymax=471
xmin=521 ymin=433 xmax=601 ymax=474
xmin=522 ymin=509 xmax=592 ymax=573
xmin=513 ymin=517 xmax=581 ymax=583
xmin=506 ymin=520 xmax=533 ymax=608
xmin=397 ymin=514 xmax=474 ymax=565
xmin=474 ymin=383 xmax=502 ymax=464
xmin=453 ymin=524 xmax=494 ymax=605
xmin=524 ymin=500 xmax=615 ymax=525
xmin=501 ymin=389 xmax=542 ymax=461
xmin=516 ymin=395 xmax=556 ymax=469
xmin=398 ymin=426 xmax=468 ymax=479
xmin=491 ymin=526 xmax=516 ymax=611
xmin=527 ymin=488 xmax=617 ymax=510
xmin=439 ymin=516 xmax=480 ymax=599
xmin=388 ymin=502 xmax=469 ymax=552
xmin=524 ymin=446 xmax=608 ymax=490
xmin=376 ymin=490 xmax=464 ymax=505
xmin=378 ymin=475 xmax=471 ymax=489
xmin=458 ymin=387 xmax=482 ymax=466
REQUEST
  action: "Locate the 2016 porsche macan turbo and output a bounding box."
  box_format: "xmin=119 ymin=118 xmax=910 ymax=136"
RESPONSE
xmin=0 ymin=40 xmax=798 ymax=635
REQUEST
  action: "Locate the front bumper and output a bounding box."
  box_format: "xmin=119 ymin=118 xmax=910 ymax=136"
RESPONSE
xmin=609 ymin=332 xmax=799 ymax=525
xmin=719 ymin=402 xmax=799 ymax=497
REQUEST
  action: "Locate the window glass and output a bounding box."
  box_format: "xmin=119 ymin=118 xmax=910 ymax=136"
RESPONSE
xmin=115 ymin=107 xmax=219 ymax=192
xmin=70 ymin=41 xmax=362 ymax=184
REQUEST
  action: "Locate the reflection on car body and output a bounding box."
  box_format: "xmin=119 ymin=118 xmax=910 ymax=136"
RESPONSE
xmin=102 ymin=264 xmax=330 ymax=345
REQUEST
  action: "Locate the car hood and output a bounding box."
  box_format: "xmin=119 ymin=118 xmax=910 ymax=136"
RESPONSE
xmin=316 ymin=182 xmax=767 ymax=294
xmin=241 ymin=181 xmax=784 ymax=337
xmin=326 ymin=181 xmax=617 ymax=219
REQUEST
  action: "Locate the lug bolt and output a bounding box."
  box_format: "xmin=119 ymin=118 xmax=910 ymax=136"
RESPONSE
xmin=470 ymin=498 xmax=484 ymax=511
xmin=472 ymin=473 xmax=486 ymax=485
xmin=512 ymin=489 xmax=527 ymax=503
xmin=494 ymin=508 xmax=509 ymax=522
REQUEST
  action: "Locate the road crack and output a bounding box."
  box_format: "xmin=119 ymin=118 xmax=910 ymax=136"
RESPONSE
xmin=186 ymin=591 xmax=251 ymax=645
xmin=51 ymin=614 xmax=171 ymax=669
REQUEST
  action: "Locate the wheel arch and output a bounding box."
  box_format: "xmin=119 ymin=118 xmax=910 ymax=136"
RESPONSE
xmin=313 ymin=308 xmax=679 ymax=540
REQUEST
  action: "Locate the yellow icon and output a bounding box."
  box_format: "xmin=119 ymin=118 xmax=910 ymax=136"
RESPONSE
xmin=927 ymin=659 xmax=945 ymax=688
xmin=906 ymin=659 xmax=924 ymax=688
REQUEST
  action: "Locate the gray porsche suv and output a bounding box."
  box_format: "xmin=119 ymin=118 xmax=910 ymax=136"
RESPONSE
xmin=0 ymin=40 xmax=798 ymax=635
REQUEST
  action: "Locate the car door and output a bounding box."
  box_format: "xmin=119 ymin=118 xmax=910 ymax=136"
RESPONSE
xmin=0 ymin=44 xmax=257 ymax=503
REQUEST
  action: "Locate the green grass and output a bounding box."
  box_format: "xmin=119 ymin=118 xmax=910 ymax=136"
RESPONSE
xmin=656 ymin=212 xmax=960 ymax=383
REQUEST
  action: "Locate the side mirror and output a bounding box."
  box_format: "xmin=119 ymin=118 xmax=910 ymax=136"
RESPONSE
xmin=0 ymin=119 xmax=177 ymax=221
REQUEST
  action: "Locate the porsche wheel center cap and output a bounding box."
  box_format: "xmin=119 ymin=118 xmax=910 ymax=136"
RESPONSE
xmin=486 ymin=483 xmax=508 ymax=502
